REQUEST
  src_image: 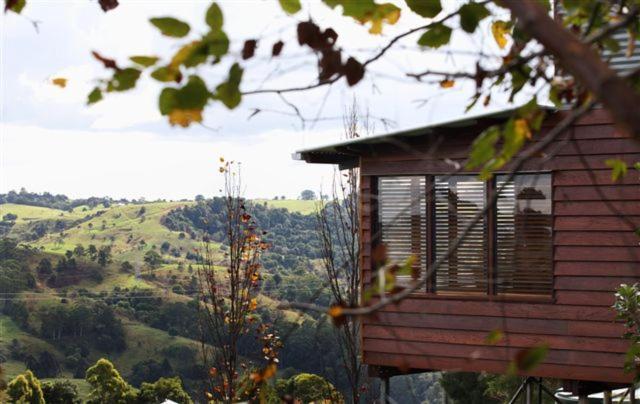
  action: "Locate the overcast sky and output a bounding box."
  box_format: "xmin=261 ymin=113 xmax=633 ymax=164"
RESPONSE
xmin=0 ymin=0 xmax=525 ymax=200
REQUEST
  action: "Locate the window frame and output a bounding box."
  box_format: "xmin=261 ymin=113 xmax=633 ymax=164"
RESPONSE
xmin=373 ymin=172 xmax=555 ymax=302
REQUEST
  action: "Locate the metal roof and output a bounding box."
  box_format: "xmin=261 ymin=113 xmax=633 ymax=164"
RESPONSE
xmin=293 ymin=105 xmax=553 ymax=167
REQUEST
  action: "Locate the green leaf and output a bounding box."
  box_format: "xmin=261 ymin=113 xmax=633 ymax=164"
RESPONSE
xmin=214 ymin=63 xmax=243 ymax=109
xmin=6 ymin=0 xmax=26 ymax=13
xmin=459 ymin=3 xmax=490 ymax=33
xmin=509 ymin=65 xmax=532 ymax=101
xmin=511 ymin=344 xmax=549 ymax=372
xmin=205 ymin=3 xmax=223 ymax=31
xmin=605 ymin=158 xmax=628 ymax=182
xmin=107 ymin=68 xmax=141 ymax=92
xmin=485 ymin=329 xmax=504 ymax=345
xmin=175 ymin=75 xmax=210 ymax=110
xmin=203 ymin=30 xmax=230 ymax=60
xmin=517 ymin=97 xmax=544 ymax=131
xmin=467 ymin=126 xmax=500 ymax=169
xmin=405 ymin=0 xmax=441 ymax=18
xmin=87 ymin=87 xmax=103 ymax=105
xmin=159 ymin=88 xmax=178 ymax=115
xmin=151 ymin=66 xmax=179 ymax=83
xmin=549 ymin=85 xmax=562 ymax=107
xmin=150 ymin=17 xmax=190 ymax=38
xmin=129 ymin=56 xmax=159 ymax=67
xmin=417 ymin=23 xmax=452 ymax=48
xmin=502 ymin=118 xmax=529 ymax=160
xmin=279 ymin=0 xmax=301 ymax=15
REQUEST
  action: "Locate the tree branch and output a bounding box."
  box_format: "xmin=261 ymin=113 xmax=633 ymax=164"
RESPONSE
xmin=278 ymin=99 xmax=596 ymax=316
xmin=502 ymin=0 xmax=640 ymax=140
xmin=242 ymin=0 xmax=490 ymax=96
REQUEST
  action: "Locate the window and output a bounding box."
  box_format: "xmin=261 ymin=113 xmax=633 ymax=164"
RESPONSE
xmin=376 ymin=173 xmax=552 ymax=297
xmin=378 ymin=177 xmax=427 ymax=284
xmin=496 ymin=174 xmax=552 ymax=295
xmin=435 ymin=176 xmax=487 ymax=293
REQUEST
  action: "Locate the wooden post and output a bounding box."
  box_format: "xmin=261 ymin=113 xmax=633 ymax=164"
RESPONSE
xmin=577 ymin=394 xmax=589 ymax=404
xmin=631 ymin=385 xmax=637 ymax=404
xmin=603 ymin=390 xmax=612 ymax=404
xmin=379 ymin=375 xmax=390 ymax=404
xmin=525 ymin=380 xmax=532 ymax=404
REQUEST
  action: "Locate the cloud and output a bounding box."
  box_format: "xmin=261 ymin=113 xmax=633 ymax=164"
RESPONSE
xmin=0 ymin=123 xmax=336 ymax=200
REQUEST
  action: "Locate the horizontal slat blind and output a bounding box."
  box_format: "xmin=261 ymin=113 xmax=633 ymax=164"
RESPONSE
xmin=435 ymin=176 xmax=487 ymax=292
xmin=496 ymin=174 xmax=553 ymax=295
xmin=378 ymin=177 xmax=427 ymax=284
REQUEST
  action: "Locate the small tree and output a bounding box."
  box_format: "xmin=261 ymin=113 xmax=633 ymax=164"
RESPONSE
xmin=144 ymin=250 xmax=163 ymax=270
xmin=316 ymin=101 xmax=365 ymax=402
xmin=36 ymin=258 xmax=53 ymax=275
xmin=97 ymin=246 xmax=112 ymax=267
xmin=137 ymin=377 xmax=193 ymax=404
xmin=41 ymin=380 xmax=81 ymax=404
xmin=85 ymin=358 xmax=135 ymax=404
xmin=614 ymin=283 xmax=640 ymax=380
xmin=299 ymin=189 xmax=317 ymax=200
xmin=120 ymin=261 xmax=134 ymax=273
xmin=73 ymin=244 xmax=85 ymax=257
xmin=197 ymin=160 xmax=279 ymax=402
xmin=87 ymin=244 xmax=98 ymax=261
xmin=6 ymin=370 xmax=45 ymax=404
xmin=276 ymin=373 xmax=343 ymax=403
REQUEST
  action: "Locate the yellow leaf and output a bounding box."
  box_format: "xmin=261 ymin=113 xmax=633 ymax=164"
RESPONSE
xmin=491 ymin=20 xmax=511 ymax=49
xmin=249 ymin=298 xmax=258 ymax=311
xmin=357 ymin=3 xmax=401 ymax=35
xmin=440 ymin=79 xmax=455 ymax=88
xmin=168 ymin=109 xmax=203 ymax=127
xmin=170 ymin=40 xmax=200 ymax=69
xmin=514 ymin=118 xmax=532 ymax=140
xmin=52 ymin=78 xmax=67 ymax=88
xmin=327 ymin=304 xmax=343 ymax=318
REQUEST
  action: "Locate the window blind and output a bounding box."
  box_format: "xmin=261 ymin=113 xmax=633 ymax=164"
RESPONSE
xmin=434 ymin=176 xmax=487 ymax=293
xmin=496 ymin=174 xmax=552 ymax=295
xmin=378 ymin=176 xmax=427 ymax=284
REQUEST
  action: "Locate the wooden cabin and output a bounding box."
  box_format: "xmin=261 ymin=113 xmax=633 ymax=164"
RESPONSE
xmin=295 ymin=106 xmax=640 ymax=393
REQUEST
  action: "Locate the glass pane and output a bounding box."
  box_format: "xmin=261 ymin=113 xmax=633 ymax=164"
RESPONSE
xmin=496 ymin=173 xmax=552 ymax=295
xmin=378 ymin=176 xmax=427 ymax=284
xmin=434 ymin=176 xmax=487 ymax=293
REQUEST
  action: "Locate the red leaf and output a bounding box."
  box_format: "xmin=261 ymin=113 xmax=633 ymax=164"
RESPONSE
xmin=98 ymin=0 xmax=119 ymax=12
xmin=92 ymin=51 xmax=119 ymax=70
xmin=5 ymin=0 xmax=18 ymax=12
xmin=242 ymin=39 xmax=257 ymax=60
xmin=343 ymin=57 xmax=364 ymax=86
xmin=272 ymin=41 xmax=284 ymax=57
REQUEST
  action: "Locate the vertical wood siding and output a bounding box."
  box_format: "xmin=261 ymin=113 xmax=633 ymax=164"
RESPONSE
xmin=358 ymin=109 xmax=640 ymax=383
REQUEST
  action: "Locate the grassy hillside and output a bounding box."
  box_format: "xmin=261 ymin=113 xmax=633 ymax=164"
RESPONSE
xmin=0 ymin=198 xmax=335 ymax=398
xmin=29 ymin=202 xmax=196 ymax=263
xmin=252 ymin=199 xmax=319 ymax=215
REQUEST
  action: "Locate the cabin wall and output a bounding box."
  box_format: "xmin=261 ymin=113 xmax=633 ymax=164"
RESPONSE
xmin=358 ymin=108 xmax=640 ymax=383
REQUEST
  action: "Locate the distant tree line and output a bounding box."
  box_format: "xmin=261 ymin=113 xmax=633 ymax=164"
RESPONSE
xmin=162 ymin=197 xmax=322 ymax=273
xmin=0 ymin=189 xmax=118 ymax=211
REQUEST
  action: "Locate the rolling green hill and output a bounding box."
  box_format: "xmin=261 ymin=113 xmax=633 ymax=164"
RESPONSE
xmin=0 ymin=197 xmax=337 ymax=400
xmin=252 ymin=199 xmax=320 ymax=215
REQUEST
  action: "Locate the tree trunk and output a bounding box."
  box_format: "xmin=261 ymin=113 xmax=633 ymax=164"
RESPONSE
xmin=502 ymin=0 xmax=640 ymax=140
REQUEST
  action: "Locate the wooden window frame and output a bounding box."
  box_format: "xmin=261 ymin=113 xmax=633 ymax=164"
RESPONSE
xmin=373 ymin=172 xmax=555 ymax=303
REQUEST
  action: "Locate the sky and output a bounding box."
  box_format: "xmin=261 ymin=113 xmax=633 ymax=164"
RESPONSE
xmin=0 ymin=0 xmax=523 ymax=201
